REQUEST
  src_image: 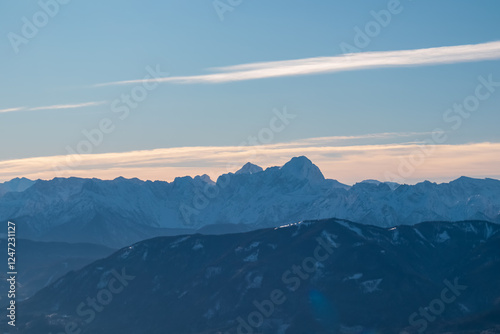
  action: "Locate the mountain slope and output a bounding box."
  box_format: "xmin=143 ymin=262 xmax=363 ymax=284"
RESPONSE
xmin=0 ymin=177 xmax=34 ymax=197
xmin=0 ymin=239 xmax=114 ymax=303
xmin=11 ymin=219 xmax=500 ymax=334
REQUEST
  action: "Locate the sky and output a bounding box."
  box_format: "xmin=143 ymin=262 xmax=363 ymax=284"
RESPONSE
xmin=1 ymin=0 xmax=500 ymax=184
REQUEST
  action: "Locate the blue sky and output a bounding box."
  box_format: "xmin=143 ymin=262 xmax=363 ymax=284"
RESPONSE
xmin=1 ymin=0 xmax=499 ymax=183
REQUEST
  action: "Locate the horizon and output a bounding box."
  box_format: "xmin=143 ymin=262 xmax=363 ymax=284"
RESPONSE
xmin=2 ymin=154 xmax=499 ymax=186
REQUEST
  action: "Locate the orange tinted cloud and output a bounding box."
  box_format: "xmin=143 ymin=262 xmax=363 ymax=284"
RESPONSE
xmin=0 ymin=138 xmax=498 ymax=184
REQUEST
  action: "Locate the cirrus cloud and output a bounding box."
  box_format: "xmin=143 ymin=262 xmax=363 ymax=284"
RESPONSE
xmin=95 ymin=41 xmax=500 ymax=86
xmin=0 ymin=101 xmax=107 ymax=114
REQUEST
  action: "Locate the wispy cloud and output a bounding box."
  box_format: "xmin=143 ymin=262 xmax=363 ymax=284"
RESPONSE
xmin=0 ymin=101 xmax=107 ymax=114
xmin=28 ymin=101 xmax=107 ymax=111
xmin=0 ymin=134 xmax=498 ymax=185
xmin=95 ymin=41 xmax=500 ymax=86
xmin=281 ymin=132 xmax=433 ymax=147
xmin=0 ymin=107 xmax=26 ymax=113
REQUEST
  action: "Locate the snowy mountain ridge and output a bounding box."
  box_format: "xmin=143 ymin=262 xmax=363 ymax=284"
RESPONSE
xmin=0 ymin=156 xmax=499 ymax=247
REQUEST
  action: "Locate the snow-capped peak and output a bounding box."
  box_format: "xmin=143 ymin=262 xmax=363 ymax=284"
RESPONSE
xmin=280 ymin=156 xmax=325 ymax=182
xmin=235 ymin=162 xmax=263 ymax=175
xmin=194 ymin=174 xmax=214 ymax=184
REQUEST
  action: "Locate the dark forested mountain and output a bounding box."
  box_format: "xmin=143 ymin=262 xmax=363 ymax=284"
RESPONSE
xmin=0 ymin=239 xmax=114 ymax=304
xmin=11 ymin=219 xmax=500 ymax=334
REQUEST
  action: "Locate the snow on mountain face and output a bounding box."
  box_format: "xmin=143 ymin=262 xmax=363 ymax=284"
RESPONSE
xmin=0 ymin=157 xmax=499 ymax=247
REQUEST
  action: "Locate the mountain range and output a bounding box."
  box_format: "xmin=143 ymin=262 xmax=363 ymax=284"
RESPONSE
xmin=1 ymin=156 xmax=499 ymax=248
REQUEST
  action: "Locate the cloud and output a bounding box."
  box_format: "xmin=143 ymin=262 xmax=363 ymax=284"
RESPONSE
xmin=0 ymin=101 xmax=107 ymax=114
xmin=0 ymin=134 xmax=498 ymax=185
xmin=28 ymin=101 xmax=107 ymax=111
xmin=96 ymin=41 xmax=500 ymax=86
xmin=280 ymin=132 xmax=432 ymax=147
xmin=0 ymin=107 xmax=26 ymax=113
